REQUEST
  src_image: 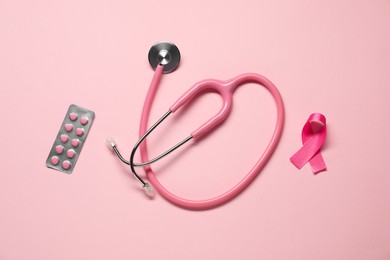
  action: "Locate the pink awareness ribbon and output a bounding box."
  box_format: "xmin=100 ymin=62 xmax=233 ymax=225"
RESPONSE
xmin=290 ymin=113 xmax=327 ymax=173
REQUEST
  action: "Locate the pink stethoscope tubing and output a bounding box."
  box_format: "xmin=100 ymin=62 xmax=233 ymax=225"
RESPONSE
xmin=138 ymin=64 xmax=285 ymax=209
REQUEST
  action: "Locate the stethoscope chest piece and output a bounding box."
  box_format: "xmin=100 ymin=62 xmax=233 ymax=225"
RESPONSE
xmin=148 ymin=41 xmax=181 ymax=73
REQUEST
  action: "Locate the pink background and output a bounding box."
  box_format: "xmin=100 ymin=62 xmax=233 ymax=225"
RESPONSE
xmin=1 ymin=0 xmax=390 ymax=259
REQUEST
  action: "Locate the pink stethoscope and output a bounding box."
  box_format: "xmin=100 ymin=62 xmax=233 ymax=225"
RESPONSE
xmin=107 ymin=41 xmax=285 ymax=209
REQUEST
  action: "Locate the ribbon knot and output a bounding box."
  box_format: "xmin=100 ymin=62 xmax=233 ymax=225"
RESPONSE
xmin=290 ymin=113 xmax=327 ymax=173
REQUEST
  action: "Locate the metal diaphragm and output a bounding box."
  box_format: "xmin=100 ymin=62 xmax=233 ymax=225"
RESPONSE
xmin=148 ymin=41 xmax=181 ymax=73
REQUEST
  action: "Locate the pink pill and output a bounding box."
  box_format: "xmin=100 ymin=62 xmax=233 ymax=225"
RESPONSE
xmin=66 ymin=149 xmax=76 ymax=158
xmin=50 ymin=156 xmax=59 ymax=165
xmin=71 ymin=139 xmax=80 ymax=147
xmin=69 ymin=113 xmax=78 ymax=121
xmin=76 ymin=128 xmax=85 ymax=136
xmin=55 ymin=145 xmax=64 ymax=154
xmin=80 ymin=116 xmax=89 ymax=125
xmin=62 ymin=160 xmax=71 ymax=170
xmin=60 ymin=134 xmax=69 ymax=143
xmin=65 ymin=124 xmax=73 ymax=132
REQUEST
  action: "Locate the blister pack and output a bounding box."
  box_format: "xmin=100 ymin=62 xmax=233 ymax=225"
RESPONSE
xmin=46 ymin=104 xmax=95 ymax=174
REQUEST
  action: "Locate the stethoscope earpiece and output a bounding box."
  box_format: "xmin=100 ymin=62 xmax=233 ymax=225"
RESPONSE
xmin=148 ymin=41 xmax=180 ymax=73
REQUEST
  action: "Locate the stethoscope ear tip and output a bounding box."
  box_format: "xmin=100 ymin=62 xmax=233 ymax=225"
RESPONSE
xmin=106 ymin=137 xmax=116 ymax=150
xmin=143 ymin=183 xmax=155 ymax=197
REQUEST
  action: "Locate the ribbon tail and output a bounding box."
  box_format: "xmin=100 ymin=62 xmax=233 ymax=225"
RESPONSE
xmin=290 ymin=137 xmax=321 ymax=169
xmin=309 ymin=152 xmax=327 ymax=173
